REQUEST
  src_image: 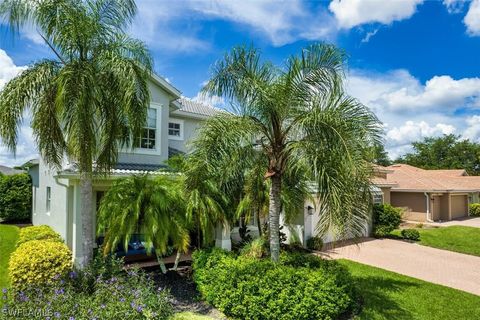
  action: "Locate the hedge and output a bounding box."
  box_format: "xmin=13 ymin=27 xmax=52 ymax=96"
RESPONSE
xmin=372 ymin=203 xmax=402 ymax=237
xmin=16 ymin=225 xmax=63 ymax=247
xmin=469 ymin=203 xmax=480 ymax=217
xmin=0 ymin=173 xmax=32 ymax=222
xmin=8 ymin=240 xmax=72 ymax=291
xmin=192 ymin=248 xmax=356 ymax=320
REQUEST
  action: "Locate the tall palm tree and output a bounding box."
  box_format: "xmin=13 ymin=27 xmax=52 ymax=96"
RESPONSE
xmin=195 ymin=44 xmax=381 ymax=261
xmin=96 ymin=175 xmax=190 ymax=273
xmin=0 ymin=0 xmax=152 ymax=266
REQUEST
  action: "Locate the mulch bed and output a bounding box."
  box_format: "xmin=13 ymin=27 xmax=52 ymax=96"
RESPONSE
xmin=148 ymin=264 xmax=226 ymax=319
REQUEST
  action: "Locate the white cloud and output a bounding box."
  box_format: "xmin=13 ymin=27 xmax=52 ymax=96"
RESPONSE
xmin=361 ymin=29 xmax=378 ymax=43
xmin=329 ymin=0 xmax=423 ymax=29
xmin=191 ymin=92 xmax=225 ymax=109
xmin=346 ymin=68 xmax=480 ymax=159
xmin=0 ymin=50 xmax=37 ymax=166
xmin=443 ymin=0 xmax=468 ymax=13
xmin=464 ymin=0 xmax=480 ymax=35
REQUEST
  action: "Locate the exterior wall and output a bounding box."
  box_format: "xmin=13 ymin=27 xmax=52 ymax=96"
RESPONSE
xmin=32 ymin=159 xmax=70 ymax=242
xmin=380 ymin=187 xmax=391 ymax=204
xmin=390 ymin=192 xmax=427 ymax=222
xmin=439 ymin=194 xmax=450 ymax=221
xmin=168 ymin=116 xmax=204 ymax=153
xmin=118 ymin=80 xmax=175 ymax=165
xmin=451 ymin=194 xmax=468 ymax=219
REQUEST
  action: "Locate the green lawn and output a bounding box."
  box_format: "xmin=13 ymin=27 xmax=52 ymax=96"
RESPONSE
xmin=392 ymin=226 xmax=480 ymax=256
xmin=340 ymin=259 xmax=480 ymax=320
xmin=0 ymin=224 xmax=19 ymax=289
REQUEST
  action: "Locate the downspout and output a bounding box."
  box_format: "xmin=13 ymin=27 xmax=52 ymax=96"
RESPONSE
xmin=424 ymin=192 xmax=433 ymax=222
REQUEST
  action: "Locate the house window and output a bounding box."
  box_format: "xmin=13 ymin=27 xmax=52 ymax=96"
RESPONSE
xmin=134 ymin=108 xmax=156 ymax=149
xmin=46 ymin=187 xmax=51 ymax=212
xmin=373 ymin=193 xmax=383 ymax=205
xmin=168 ymin=122 xmax=181 ymax=137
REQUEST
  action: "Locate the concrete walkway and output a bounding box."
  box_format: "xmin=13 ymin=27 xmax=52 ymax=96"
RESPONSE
xmin=426 ymin=216 xmax=480 ymax=228
xmin=319 ymin=238 xmax=480 ymax=296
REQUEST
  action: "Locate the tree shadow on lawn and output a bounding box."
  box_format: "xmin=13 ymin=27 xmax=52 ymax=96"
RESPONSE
xmin=353 ymin=275 xmax=420 ymax=320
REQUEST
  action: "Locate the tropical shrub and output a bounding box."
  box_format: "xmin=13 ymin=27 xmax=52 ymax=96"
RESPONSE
xmin=192 ymin=249 xmax=356 ymax=320
xmin=469 ymin=203 xmax=480 ymax=217
xmin=372 ymin=204 xmax=402 ymax=238
xmin=306 ymin=235 xmax=324 ymax=251
xmin=16 ymin=225 xmax=62 ymax=247
xmin=8 ymin=240 xmax=72 ymax=290
xmin=0 ymin=173 xmax=32 ymax=222
xmin=240 ymin=237 xmax=267 ymax=259
xmin=401 ymin=229 xmax=420 ymax=241
xmin=1 ymin=257 xmax=173 ymax=320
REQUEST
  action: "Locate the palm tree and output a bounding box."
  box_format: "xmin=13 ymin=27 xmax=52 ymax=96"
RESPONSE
xmin=96 ymin=175 xmax=190 ymax=273
xmin=0 ymin=0 xmax=152 ymax=266
xmin=195 ymin=44 xmax=381 ymax=261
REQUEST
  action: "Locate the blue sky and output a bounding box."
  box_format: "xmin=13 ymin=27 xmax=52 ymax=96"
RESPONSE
xmin=1 ymin=0 xmax=480 ymax=165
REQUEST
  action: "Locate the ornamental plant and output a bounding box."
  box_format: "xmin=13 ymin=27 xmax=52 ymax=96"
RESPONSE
xmin=8 ymin=240 xmax=72 ymax=291
xmin=16 ymin=225 xmax=63 ymax=247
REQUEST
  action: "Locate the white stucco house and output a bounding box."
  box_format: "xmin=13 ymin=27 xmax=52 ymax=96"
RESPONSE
xmin=24 ymin=73 xmax=223 ymax=263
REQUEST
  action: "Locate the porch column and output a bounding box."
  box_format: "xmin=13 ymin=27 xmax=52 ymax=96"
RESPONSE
xmin=215 ymin=222 xmax=231 ymax=251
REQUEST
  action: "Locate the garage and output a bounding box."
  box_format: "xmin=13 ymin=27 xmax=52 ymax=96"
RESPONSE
xmin=451 ymin=195 xmax=468 ymax=219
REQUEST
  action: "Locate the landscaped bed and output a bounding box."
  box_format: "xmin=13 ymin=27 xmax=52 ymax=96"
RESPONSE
xmin=341 ymin=259 xmax=480 ymax=320
xmin=391 ymin=225 xmax=480 ymax=256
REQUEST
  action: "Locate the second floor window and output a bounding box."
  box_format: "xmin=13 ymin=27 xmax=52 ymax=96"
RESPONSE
xmin=134 ymin=108 xmax=157 ymax=149
xmin=168 ymin=122 xmax=181 ymax=137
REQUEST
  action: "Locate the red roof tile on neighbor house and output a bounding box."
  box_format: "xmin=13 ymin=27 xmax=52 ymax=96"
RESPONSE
xmin=386 ymin=164 xmax=480 ymax=192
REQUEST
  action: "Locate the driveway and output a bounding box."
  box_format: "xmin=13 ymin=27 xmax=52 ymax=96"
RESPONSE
xmin=319 ymin=238 xmax=480 ymax=296
xmin=426 ymin=216 xmax=480 ymax=228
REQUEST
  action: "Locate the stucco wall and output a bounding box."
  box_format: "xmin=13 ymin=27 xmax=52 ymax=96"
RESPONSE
xmin=381 ymin=187 xmax=391 ymax=204
xmin=168 ymin=116 xmax=204 ymax=153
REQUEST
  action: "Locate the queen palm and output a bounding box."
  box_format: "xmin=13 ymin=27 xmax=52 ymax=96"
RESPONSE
xmin=0 ymin=0 xmax=152 ymax=266
xmin=97 ymin=175 xmax=190 ymax=273
xmin=196 ymin=44 xmax=381 ymax=261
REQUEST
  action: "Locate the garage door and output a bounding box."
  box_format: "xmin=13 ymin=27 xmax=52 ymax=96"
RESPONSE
xmin=451 ymin=195 xmax=468 ymax=219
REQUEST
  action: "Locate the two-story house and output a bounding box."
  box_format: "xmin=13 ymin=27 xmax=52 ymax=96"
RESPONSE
xmin=24 ymin=73 xmax=221 ymax=262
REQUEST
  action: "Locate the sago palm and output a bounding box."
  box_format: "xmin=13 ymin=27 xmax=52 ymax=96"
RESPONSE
xmin=0 ymin=0 xmax=152 ymax=266
xmin=96 ymin=175 xmax=190 ymax=273
xmin=196 ymin=43 xmax=381 ymax=261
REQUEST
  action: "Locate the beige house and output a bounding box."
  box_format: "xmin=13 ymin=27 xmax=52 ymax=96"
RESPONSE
xmin=380 ymin=164 xmax=480 ymax=222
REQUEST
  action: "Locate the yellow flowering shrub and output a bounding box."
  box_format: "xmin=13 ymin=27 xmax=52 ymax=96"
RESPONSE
xmin=16 ymin=225 xmax=63 ymax=247
xmin=8 ymin=240 xmax=72 ymax=290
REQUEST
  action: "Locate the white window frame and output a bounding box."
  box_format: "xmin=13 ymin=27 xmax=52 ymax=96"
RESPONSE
xmin=168 ymin=118 xmax=184 ymax=141
xmin=46 ymin=186 xmax=51 ymax=213
xmin=129 ymin=103 xmax=162 ymax=156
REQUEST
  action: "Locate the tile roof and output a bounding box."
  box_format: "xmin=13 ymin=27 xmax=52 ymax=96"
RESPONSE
xmin=175 ymin=97 xmax=223 ymax=117
xmin=386 ymin=164 xmax=480 ymax=192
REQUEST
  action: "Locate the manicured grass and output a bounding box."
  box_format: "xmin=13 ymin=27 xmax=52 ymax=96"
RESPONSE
xmin=0 ymin=224 xmax=19 ymax=289
xmin=392 ymin=226 xmax=480 ymax=256
xmin=171 ymin=312 xmax=216 ymax=320
xmin=340 ymin=259 xmax=480 ymax=320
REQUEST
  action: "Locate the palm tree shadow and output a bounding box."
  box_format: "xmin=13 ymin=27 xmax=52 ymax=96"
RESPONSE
xmin=352 ymin=275 xmax=419 ymax=319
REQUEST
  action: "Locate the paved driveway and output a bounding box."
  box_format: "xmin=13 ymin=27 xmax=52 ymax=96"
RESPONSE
xmin=319 ymin=238 xmax=480 ymax=296
xmin=427 ymin=216 xmax=480 ymax=228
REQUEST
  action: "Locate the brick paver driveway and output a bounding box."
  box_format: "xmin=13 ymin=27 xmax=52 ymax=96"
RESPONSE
xmin=319 ymin=238 xmax=480 ymax=296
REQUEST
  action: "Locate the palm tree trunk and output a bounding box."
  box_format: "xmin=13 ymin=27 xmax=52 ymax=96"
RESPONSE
xmin=268 ymin=175 xmax=282 ymax=262
xmin=256 ymin=209 xmax=262 ymax=237
xmin=172 ymin=251 xmax=181 ymax=271
xmin=155 ymin=250 xmax=167 ymax=274
xmin=80 ymin=173 xmax=94 ymax=267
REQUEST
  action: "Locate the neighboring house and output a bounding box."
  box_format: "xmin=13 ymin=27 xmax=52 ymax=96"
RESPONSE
xmin=24 ymin=74 xmax=222 ymax=262
xmin=385 ymin=164 xmax=480 ymax=222
xmin=0 ymin=165 xmax=25 ymax=176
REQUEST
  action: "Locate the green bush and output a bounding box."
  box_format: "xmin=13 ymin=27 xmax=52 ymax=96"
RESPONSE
xmin=192 ymin=249 xmax=356 ymax=320
xmin=0 ymin=173 xmax=32 ymax=222
xmin=372 ymin=204 xmax=402 ymax=238
xmin=16 ymin=225 xmax=63 ymax=247
xmin=306 ymin=235 xmax=323 ymax=251
xmin=469 ymin=203 xmax=480 ymax=217
xmin=1 ymin=256 xmax=173 ymax=319
xmin=8 ymin=240 xmax=72 ymax=291
xmin=401 ymin=229 xmax=420 ymax=241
